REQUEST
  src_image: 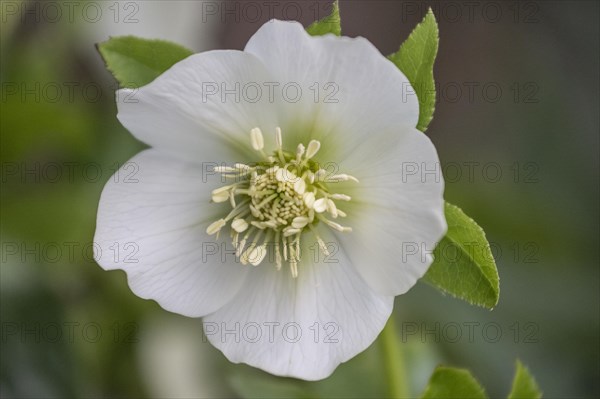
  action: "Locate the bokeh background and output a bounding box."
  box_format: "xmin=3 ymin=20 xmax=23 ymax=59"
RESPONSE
xmin=1 ymin=0 xmax=598 ymax=397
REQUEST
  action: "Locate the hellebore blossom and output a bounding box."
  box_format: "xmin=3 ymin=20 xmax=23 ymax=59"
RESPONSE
xmin=94 ymin=20 xmax=446 ymax=380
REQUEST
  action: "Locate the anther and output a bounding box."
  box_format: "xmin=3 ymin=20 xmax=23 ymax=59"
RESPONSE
xmin=305 ymin=140 xmax=321 ymax=159
xmin=206 ymin=219 xmax=226 ymax=235
xmin=250 ymin=128 xmax=265 ymax=151
xmin=231 ymin=219 xmax=249 ymax=233
xmin=313 ymin=198 xmax=328 ymax=213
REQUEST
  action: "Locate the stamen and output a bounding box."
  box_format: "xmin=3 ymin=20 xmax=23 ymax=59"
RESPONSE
xmin=294 ymin=178 xmax=306 ymax=195
xmin=212 ymin=184 xmax=233 ymax=195
xmin=224 ymin=199 xmax=250 ymax=221
xmin=305 ymin=140 xmax=321 ymax=159
xmin=296 ymin=143 xmax=305 ymax=163
xmin=236 ymin=239 xmax=246 ymax=257
xmin=295 ymin=233 xmax=301 ymax=259
xmin=283 ymin=227 xmax=302 ymax=237
xmin=330 ymin=194 xmax=351 ymax=201
xmin=214 ymin=166 xmax=238 ymax=173
xmin=232 ymin=218 xmax=249 ymax=233
xmin=275 ymin=127 xmax=283 ymax=149
xmin=256 ymin=193 xmax=278 ymax=210
xmin=288 ymin=236 xmax=298 ymax=278
xmin=212 ymin=190 xmax=230 ymax=203
xmin=208 ymin=127 xmax=357 ymax=277
xmin=275 ymin=168 xmax=288 ymax=182
xmin=241 ymin=229 xmax=264 ymax=265
xmin=326 ymin=199 xmax=338 ymax=218
xmin=206 ymin=219 xmax=226 ymax=236
xmin=313 ymin=198 xmax=328 ymax=213
xmin=326 ymin=174 xmax=359 ymax=183
xmin=236 ymin=227 xmax=255 ymax=257
xmin=248 ymin=244 xmax=268 ymax=266
xmin=234 ymin=163 xmax=252 ymax=171
xmin=291 ymin=216 xmax=309 ymax=229
xmin=303 ymin=192 xmax=316 ymax=208
xmin=250 ymin=128 xmax=264 ymax=151
xmin=274 ymin=230 xmax=282 ymax=270
xmin=314 ymin=169 xmax=328 ymax=181
xmin=317 ymin=214 xmax=352 ymax=232
xmin=308 ymin=224 xmax=330 ymax=256
xmin=290 ymin=259 xmax=298 ymax=278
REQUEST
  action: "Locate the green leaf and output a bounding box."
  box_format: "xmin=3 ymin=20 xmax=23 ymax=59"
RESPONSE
xmin=307 ymin=0 xmax=341 ymax=36
xmin=97 ymin=36 xmax=193 ymax=88
xmin=421 ymin=366 xmax=487 ymax=399
xmin=388 ymin=8 xmax=439 ymax=132
xmin=508 ymin=360 xmax=542 ymax=399
xmin=423 ymin=202 xmax=500 ymax=309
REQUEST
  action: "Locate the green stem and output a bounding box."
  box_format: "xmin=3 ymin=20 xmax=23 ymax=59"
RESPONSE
xmin=380 ymin=317 xmax=409 ymax=398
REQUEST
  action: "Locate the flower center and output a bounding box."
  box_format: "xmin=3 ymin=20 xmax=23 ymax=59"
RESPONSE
xmin=206 ymin=127 xmax=357 ymax=277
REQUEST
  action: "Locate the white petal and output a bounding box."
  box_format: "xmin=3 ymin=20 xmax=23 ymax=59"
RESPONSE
xmin=94 ymin=150 xmax=248 ymax=317
xmin=244 ymin=20 xmax=419 ymax=160
xmin=245 ymin=22 xmax=445 ymax=295
xmin=117 ymin=50 xmax=278 ymax=163
xmin=204 ymin=228 xmax=393 ymax=381
xmin=334 ymin=128 xmax=447 ymax=296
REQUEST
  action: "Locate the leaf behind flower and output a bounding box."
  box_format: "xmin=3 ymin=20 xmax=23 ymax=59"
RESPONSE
xmin=388 ymin=8 xmax=439 ymax=132
xmin=307 ymin=0 xmax=341 ymax=36
xmin=97 ymin=36 xmax=193 ymax=88
xmin=421 ymin=366 xmax=488 ymax=399
xmin=424 ymin=202 xmax=500 ymax=309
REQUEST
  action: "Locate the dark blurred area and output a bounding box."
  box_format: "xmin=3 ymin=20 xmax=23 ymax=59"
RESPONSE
xmin=1 ymin=0 xmax=598 ymax=397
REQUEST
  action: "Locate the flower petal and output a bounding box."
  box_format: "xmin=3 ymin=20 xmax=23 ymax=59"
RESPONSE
xmin=244 ymin=20 xmax=444 ymax=296
xmin=94 ymin=150 xmax=248 ymax=317
xmin=204 ymin=227 xmax=393 ymax=381
xmin=116 ymin=50 xmax=278 ymax=163
xmin=334 ymin=127 xmax=447 ymax=296
xmin=244 ymin=20 xmax=419 ymax=159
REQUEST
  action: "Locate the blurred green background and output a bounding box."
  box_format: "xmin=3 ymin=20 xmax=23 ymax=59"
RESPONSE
xmin=1 ymin=0 xmax=598 ymax=397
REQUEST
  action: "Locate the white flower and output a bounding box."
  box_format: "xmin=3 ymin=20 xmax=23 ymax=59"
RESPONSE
xmin=94 ymin=20 xmax=446 ymax=381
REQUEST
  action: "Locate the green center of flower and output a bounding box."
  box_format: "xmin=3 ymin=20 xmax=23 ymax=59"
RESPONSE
xmin=206 ymin=127 xmax=357 ymax=277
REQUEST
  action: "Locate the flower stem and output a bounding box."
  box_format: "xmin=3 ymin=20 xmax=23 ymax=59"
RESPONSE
xmin=380 ymin=317 xmax=409 ymax=398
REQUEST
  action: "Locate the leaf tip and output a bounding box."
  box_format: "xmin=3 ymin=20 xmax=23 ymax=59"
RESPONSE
xmin=426 ymin=7 xmax=436 ymax=19
xmin=509 ymin=359 xmax=543 ymax=399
